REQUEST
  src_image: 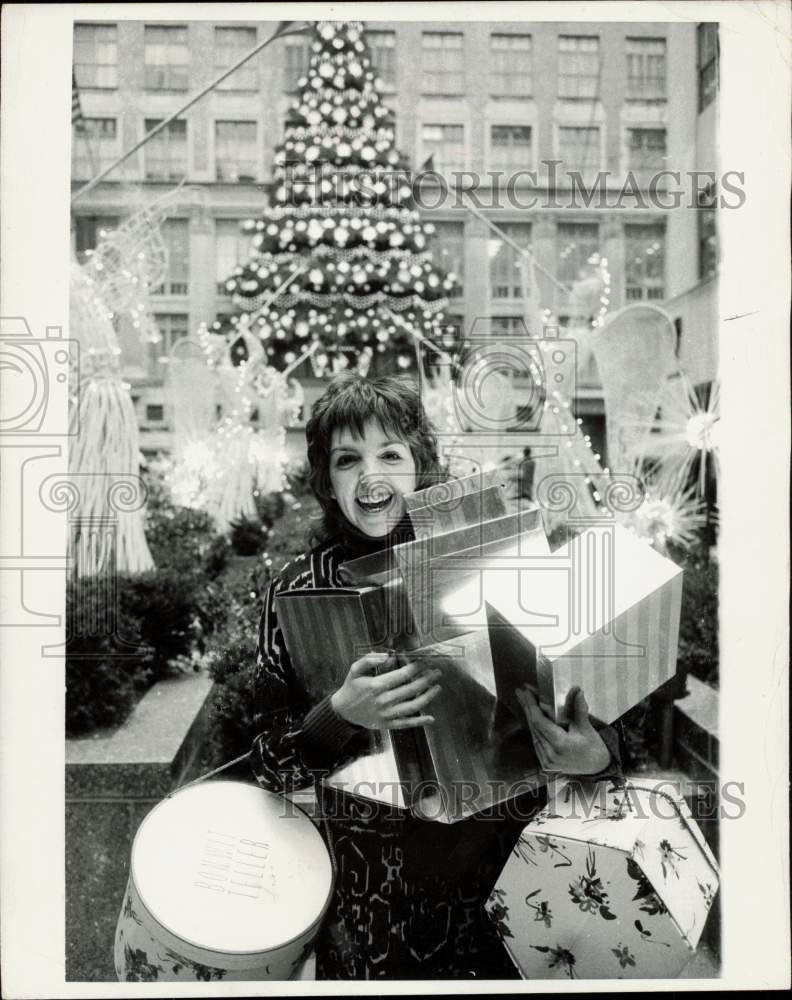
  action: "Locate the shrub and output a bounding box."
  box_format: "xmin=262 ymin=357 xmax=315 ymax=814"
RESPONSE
xmin=674 ymin=544 xmax=719 ymax=687
xmin=264 ymin=495 xmax=319 ymax=574
xmin=146 ymin=504 xmax=222 ymax=578
xmin=285 ymin=458 xmax=311 ymax=498
xmin=202 ymin=492 xmax=321 ymax=765
xmin=204 ymin=603 xmax=261 ymax=767
xmin=65 ymin=576 xmax=154 ymax=736
xmin=229 ymin=514 xmax=270 ymax=557
xmin=253 ymin=491 xmax=286 ymax=525
xmin=66 ymin=564 xmax=217 ymax=735
xmin=204 ymin=532 xmax=232 ymax=579
xmin=121 ymin=569 xmax=204 ymax=681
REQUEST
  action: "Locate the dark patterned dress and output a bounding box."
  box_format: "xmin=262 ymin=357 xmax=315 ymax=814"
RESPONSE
xmin=250 ymin=521 xmax=623 ymax=980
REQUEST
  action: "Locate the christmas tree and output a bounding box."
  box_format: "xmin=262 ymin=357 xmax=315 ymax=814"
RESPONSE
xmin=213 ymin=19 xmax=457 ymax=375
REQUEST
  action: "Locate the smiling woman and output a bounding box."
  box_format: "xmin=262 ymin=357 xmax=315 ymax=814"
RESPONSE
xmin=329 ymin=424 xmax=417 ymax=535
xmin=247 ymin=372 xmax=622 ymax=980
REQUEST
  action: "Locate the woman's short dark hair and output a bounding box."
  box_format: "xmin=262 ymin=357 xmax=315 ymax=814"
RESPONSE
xmin=305 ymin=372 xmax=442 ymax=542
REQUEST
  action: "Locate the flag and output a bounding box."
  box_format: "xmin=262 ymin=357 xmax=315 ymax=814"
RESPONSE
xmin=72 ymin=70 xmax=85 ymax=131
xmin=419 ymin=153 xmax=435 ymax=174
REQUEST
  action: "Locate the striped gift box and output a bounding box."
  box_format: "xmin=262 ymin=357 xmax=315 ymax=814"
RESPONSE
xmin=339 ymin=507 xmax=544 ymax=588
xmin=403 ymin=469 xmax=507 ymax=535
xmin=387 ymin=632 xmax=546 ymax=823
xmin=481 ymin=523 xmax=684 ymax=725
xmin=274 ymin=585 xmax=419 ymax=704
xmin=341 ymin=507 xmax=550 ymax=648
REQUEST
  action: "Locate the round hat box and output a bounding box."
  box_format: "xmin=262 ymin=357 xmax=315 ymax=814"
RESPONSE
xmin=114 ymin=780 xmax=334 ymax=982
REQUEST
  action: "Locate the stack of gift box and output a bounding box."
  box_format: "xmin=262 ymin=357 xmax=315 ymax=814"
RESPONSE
xmin=275 ymin=470 xmax=718 ymax=976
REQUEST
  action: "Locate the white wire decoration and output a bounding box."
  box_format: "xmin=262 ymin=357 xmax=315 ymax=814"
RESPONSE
xmin=69 ymin=261 xmax=155 ymax=577
xmin=589 ymin=303 xmax=680 ymax=475
xmin=164 ymin=323 xmax=307 ymax=530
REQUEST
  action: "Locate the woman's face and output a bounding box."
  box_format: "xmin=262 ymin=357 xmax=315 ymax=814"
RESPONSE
xmin=329 ymin=420 xmax=417 ymax=537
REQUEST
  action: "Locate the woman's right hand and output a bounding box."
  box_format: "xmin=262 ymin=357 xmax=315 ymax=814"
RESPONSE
xmin=330 ymin=651 xmax=442 ymax=730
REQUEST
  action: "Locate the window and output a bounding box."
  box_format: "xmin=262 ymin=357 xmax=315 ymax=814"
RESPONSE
xmin=624 ymin=223 xmax=666 ymax=301
xmin=215 ymin=220 xmax=253 ymax=294
xmin=144 ymin=118 xmax=188 ymax=181
xmin=490 ymin=125 xmax=533 ymax=174
xmin=697 ymin=181 xmax=718 ymax=280
xmin=557 ymin=222 xmax=600 ymax=285
xmin=365 ymin=30 xmax=396 ymax=89
xmin=489 ymin=33 xmax=532 ymax=97
xmin=284 ymin=35 xmax=310 ymax=92
xmin=558 ymin=36 xmax=600 ymax=98
xmin=558 ymin=126 xmax=601 ymax=173
xmin=421 ymin=124 xmax=465 ymax=175
xmin=71 ymin=117 xmax=118 ymax=179
xmin=489 ymin=223 xmax=532 ymax=299
xmin=144 ymin=25 xmax=189 ymax=90
xmin=432 ymin=222 xmax=464 ymax=296
xmin=149 ymin=314 xmax=190 ymax=372
xmin=215 ymin=121 xmax=258 ymax=182
xmin=152 ymin=220 xmax=189 ymax=295
xmin=73 ymin=24 xmax=118 ymax=88
xmin=214 ymin=27 xmax=257 ymax=91
xmin=421 ymin=32 xmax=464 ymax=95
xmin=697 ymin=23 xmax=719 ymax=112
xmin=491 ymin=316 xmax=528 ymax=338
xmin=145 ymin=403 xmax=166 ymax=422
xmin=627 ymin=127 xmax=667 ymax=170
xmin=626 ymin=38 xmax=666 ymax=99
xmin=74 ymin=215 xmax=119 ymax=263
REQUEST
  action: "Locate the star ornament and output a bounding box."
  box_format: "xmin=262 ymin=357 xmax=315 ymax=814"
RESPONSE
xmin=627 ymin=376 xmax=720 ymax=497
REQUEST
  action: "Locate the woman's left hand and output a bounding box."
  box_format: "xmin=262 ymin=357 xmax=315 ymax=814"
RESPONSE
xmin=517 ymin=686 xmax=611 ymax=776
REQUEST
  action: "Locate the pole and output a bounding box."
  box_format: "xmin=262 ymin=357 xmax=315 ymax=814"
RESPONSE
xmin=71 ymin=21 xmax=310 ymax=205
xmin=457 ymin=193 xmax=573 ymax=297
xmin=519 ymin=253 xmax=533 ymax=334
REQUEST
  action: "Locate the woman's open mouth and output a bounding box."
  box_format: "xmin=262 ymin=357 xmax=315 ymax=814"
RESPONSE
xmin=355 ymin=493 xmax=394 ymax=514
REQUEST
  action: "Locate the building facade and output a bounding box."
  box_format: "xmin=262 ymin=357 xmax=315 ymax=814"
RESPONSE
xmin=71 ymin=19 xmax=719 ymax=460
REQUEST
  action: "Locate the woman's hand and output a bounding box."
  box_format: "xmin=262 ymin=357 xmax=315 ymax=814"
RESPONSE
xmin=517 ymin=686 xmax=611 ymax=776
xmin=330 ymin=651 xmax=442 ymax=730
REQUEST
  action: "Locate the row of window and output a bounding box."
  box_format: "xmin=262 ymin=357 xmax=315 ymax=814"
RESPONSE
xmin=74 ymin=24 xmax=679 ymax=101
xmin=75 ymin=215 xmax=674 ymax=309
xmin=72 ymin=116 xmax=670 ymax=182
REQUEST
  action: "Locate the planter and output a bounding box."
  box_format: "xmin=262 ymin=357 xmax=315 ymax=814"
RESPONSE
xmin=66 ymin=669 xmax=214 ymax=981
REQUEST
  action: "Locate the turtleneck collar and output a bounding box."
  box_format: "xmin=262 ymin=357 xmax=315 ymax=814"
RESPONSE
xmin=335 ymin=509 xmax=416 ymax=560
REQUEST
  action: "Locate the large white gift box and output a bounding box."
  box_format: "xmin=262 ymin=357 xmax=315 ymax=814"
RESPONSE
xmin=485 ymin=779 xmax=720 ymax=980
xmin=476 ymin=522 xmax=684 ymax=725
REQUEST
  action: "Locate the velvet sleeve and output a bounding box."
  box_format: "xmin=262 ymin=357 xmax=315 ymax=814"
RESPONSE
xmin=585 ymin=718 xmax=626 ymax=785
xmin=249 ymin=572 xmax=363 ymax=794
